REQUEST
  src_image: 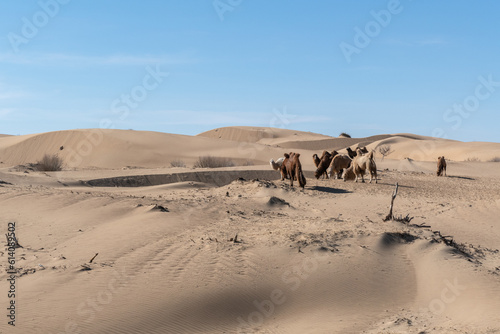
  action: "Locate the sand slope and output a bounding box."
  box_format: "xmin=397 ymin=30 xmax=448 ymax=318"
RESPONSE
xmin=0 ymin=127 xmax=499 ymax=333
xmin=1 ymin=165 xmax=500 ymax=333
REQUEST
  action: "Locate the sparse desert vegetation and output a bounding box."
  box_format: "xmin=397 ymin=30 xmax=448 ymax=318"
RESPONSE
xmin=170 ymin=160 xmax=187 ymax=168
xmin=378 ymin=144 xmax=393 ymax=160
xmin=193 ymin=155 xmax=235 ymax=168
xmin=36 ymin=153 xmax=64 ymax=171
xmin=339 ymin=132 xmax=351 ymax=138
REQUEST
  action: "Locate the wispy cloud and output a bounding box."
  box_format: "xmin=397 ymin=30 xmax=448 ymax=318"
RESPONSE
xmin=114 ymin=110 xmax=331 ymax=128
xmin=0 ymin=108 xmax=15 ymax=118
xmin=415 ymin=38 xmax=448 ymax=46
xmin=0 ymin=82 xmax=27 ymax=100
xmin=0 ymin=53 xmax=196 ymax=66
xmin=0 ymin=92 xmax=24 ymax=100
xmin=382 ymin=37 xmax=448 ymax=47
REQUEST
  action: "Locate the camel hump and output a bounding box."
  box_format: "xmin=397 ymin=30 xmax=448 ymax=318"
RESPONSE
xmin=295 ymin=153 xmax=300 ymax=158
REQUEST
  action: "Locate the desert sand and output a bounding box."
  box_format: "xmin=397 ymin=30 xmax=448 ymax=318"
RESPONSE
xmin=1 ymin=126 xmax=500 ymax=333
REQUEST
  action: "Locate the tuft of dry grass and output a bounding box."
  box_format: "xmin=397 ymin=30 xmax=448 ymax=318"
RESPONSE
xmin=170 ymin=160 xmax=186 ymax=168
xmin=37 ymin=154 xmax=64 ymax=171
xmin=464 ymin=157 xmax=481 ymax=162
xmin=193 ymin=156 xmax=235 ymax=168
xmin=488 ymin=157 xmax=500 ymax=162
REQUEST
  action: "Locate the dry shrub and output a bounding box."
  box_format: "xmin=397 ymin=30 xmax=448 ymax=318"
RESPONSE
xmin=194 ymin=156 xmax=235 ymax=168
xmin=37 ymin=154 xmax=64 ymax=171
xmin=170 ymin=160 xmax=186 ymax=168
xmin=339 ymin=132 xmax=351 ymax=138
xmin=464 ymin=157 xmax=481 ymax=162
xmin=378 ymin=144 xmax=393 ymax=160
xmin=488 ymin=157 xmax=500 ymax=162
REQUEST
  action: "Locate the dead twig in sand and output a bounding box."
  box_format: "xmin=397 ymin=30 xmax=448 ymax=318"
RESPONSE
xmin=89 ymin=253 xmax=99 ymax=263
xmin=393 ymin=214 xmax=414 ymax=224
xmin=384 ymin=183 xmax=399 ymax=221
xmin=432 ymin=231 xmax=477 ymax=260
xmin=229 ymin=234 xmax=241 ymax=243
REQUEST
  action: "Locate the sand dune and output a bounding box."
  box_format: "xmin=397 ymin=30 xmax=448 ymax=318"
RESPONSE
xmin=0 ymin=127 xmax=499 ymax=333
xmin=366 ymin=136 xmax=500 ymax=162
xmin=2 ymin=128 xmax=500 ymax=172
xmin=197 ymin=126 xmax=333 ymax=145
xmin=0 ymin=129 xmax=296 ymax=169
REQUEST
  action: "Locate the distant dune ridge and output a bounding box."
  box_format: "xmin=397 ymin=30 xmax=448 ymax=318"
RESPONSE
xmin=1 ymin=126 xmax=500 ymax=333
xmin=1 ymin=127 xmax=500 ymax=170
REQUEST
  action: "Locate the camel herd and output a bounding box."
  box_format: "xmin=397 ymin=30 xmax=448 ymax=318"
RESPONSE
xmin=311 ymin=147 xmax=377 ymax=184
xmin=270 ymin=146 xmax=448 ymax=188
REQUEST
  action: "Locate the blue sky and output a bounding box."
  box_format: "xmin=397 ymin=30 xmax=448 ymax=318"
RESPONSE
xmin=1 ymin=0 xmax=499 ymax=142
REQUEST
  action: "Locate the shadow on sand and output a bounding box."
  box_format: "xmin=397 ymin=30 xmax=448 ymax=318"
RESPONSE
xmin=309 ymin=186 xmax=352 ymax=194
xmin=447 ymin=175 xmax=475 ymax=181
